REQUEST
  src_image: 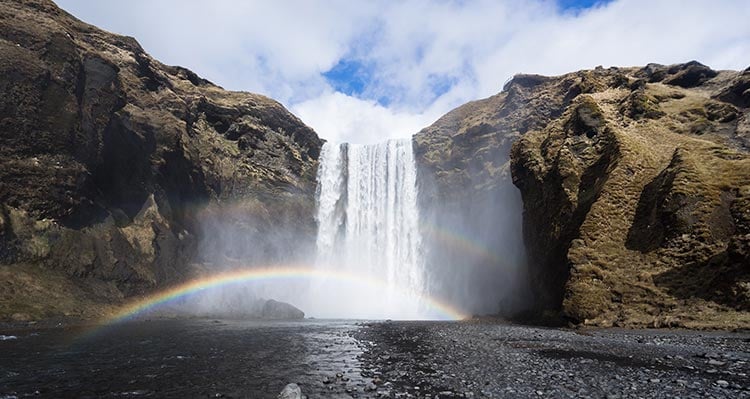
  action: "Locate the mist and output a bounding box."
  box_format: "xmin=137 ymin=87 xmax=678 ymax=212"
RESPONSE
xmin=149 ymin=131 xmax=530 ymax=321
xmin=417 ymin=143 xmax=532 ymax=318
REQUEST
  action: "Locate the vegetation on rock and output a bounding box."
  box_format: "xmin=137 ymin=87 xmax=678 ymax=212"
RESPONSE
xmin=0 ymin=0 xmax=322 ymax=321
xmin=417 ymin=61 xmax=749 ymax=328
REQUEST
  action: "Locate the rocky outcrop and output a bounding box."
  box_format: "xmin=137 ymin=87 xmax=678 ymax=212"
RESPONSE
xmin=413 ymin=68 xmax=628 ymax=317
xmin=261 ymin=299 xmax=305 ymax=320
xmin=417 ymin=62 xmax=750 ymax=328
xmin=0 ymin=0 xmax=322 ymax=320
xmin=511 ymin=63 xmax=749 ymax=328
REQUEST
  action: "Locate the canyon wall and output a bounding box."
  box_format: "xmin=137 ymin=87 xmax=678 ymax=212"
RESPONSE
xmin=2 ymin=0 xmax=749 ymax=329
xmin=0 ymin=0 xmax=322 ymax=320
xmin=417 ymin=62 xmax=749 ymax=328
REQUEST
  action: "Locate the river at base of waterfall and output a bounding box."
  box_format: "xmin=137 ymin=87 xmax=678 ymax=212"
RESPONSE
xmin=1 ymin=319 xmax=748 ymax=398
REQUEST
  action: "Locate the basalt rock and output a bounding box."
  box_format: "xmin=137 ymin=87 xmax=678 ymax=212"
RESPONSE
xmin=261 ymin=299 xmax=305 ymax=320
xmin=414 ymin=66 xmax=633 ymax=317
xmin=0 ymin=0 xmax=322 ymax=320
xmin=418 ymin=62 xmax=750 ymax=329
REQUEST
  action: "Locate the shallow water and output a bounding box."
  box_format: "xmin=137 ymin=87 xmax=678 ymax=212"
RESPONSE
xmin=0 ymin=319 xmax=368 ymax=398
xmin=3 ymin=319 xmax=748 ymax=398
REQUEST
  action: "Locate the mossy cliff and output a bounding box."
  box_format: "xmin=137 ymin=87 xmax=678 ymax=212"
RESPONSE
xmin=0 ymin=0 xmax=322 ymax=320
xmin=417 ymin=62 xmax=750 ymax=329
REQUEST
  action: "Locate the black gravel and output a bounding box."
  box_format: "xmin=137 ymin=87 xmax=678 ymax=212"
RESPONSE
xmin=1 ymin=319 xmax=748 ymax=398
xmin=353 ymin=320 xmax=750 ymax=398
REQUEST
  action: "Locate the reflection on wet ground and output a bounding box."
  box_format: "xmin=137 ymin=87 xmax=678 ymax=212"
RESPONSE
xmin=3 ymin=319 xmax=749 ymax=398
xmin=0 ymin=319 xmax=369 ymax=398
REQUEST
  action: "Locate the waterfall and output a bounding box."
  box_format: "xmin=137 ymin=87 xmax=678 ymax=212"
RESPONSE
xmin=313 ymin=139 xmax=426 ymax=319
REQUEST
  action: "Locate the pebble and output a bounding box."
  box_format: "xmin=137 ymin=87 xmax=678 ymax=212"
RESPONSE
xmin=278 ymin=383 xmax=302 ymax=399
xmin=352 ymin=321 xmax=750 ymax=398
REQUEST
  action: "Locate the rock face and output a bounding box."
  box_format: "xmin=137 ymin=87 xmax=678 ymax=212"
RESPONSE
xmin=413 ymin=72 xmax=583 ymax=317
xmin=261 ymin=299 xmax=305 ymax=320
xmin=0 ymin=0 xmax=322 ymax=320
xmin=418 ymin=62 xmax=750 ymax=328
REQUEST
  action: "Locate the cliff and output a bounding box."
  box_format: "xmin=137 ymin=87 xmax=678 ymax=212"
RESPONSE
xmin=0 ymin=0 xmax=322 ymax=321
xmin=417 ymin=62 xmax=750 ymax=328
xmin=3 ymin=1 xmax=749 ymax=330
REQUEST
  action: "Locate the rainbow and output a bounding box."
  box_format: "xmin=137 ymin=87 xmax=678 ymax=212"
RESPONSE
xmin=97 ymin=265 xmax=468 ymax=327
xmin=422 ymin=224 xmax=502 ymax=265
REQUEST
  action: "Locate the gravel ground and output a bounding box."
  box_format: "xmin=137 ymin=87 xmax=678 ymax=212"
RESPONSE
xmin=1 ymin=319 xmax=748 ymax=398
xmin=352 ymin=321 xmax=750 ymax=398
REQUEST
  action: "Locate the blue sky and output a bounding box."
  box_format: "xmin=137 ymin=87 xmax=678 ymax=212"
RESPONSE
xmin=320 ymin=0 xmax=613 ymax=105
xmin=56 ymin=0 xmax=749 ymax=144
xmin=558 ymin=0 xmax=611 ymax=11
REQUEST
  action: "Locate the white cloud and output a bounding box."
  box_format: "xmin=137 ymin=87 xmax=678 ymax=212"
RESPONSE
xmin=292 ymin=91 xmax=440 ymax=145
xmin=55 ymin=0 xmax=750 ymax=144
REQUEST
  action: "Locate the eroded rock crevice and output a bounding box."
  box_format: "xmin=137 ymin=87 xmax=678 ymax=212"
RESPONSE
xmin=416 ymin=61 xmax=749 ymax=328
xmin=0 ymin=0 xmax=322 ymax=320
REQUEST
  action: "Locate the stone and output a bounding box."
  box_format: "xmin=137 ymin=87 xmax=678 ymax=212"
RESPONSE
xmin=278 ymin=383 xmax=303 ymax=399
xmin=261 ymin=300 xmax=305 ymax=320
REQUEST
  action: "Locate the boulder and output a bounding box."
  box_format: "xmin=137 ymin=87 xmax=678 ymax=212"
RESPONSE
xmin=277 ymin=383 xmax=303 ymax=399
xmin=261 ymin=299 xmax=305 ymax=320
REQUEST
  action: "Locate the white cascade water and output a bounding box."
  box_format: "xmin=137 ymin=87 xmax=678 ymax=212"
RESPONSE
xmin=312 ymin=139 xmax=427 ymax=319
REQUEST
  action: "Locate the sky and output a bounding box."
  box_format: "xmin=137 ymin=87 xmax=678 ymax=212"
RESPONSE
xmin=55 ymin=0 xmax=750 ymax=144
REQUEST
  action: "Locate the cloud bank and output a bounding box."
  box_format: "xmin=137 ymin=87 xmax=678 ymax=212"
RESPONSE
xmin=57 ymin=0 xmax=750 ymax=144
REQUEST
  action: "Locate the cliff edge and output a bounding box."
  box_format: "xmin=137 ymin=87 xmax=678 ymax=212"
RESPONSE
xmin=417 ymin=62 xmax=749 ymax=328
xmin=0 ymin=0 xmax=322 ymax=321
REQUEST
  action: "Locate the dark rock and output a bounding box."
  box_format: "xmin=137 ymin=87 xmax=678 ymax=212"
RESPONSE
xmin=261 ymin=299 xmax=305 ymax=320
xmin=636 ymin=63 xmax=669 ymax=82
xmin=503 ymin=74 xmax=551 ymax=90
xmin=0 ymin=0 xmax=322 ymax=320
xmin=716 ymin=68 xmax=750 ymax=107
xmin=663 ymin=61 xmax=718 ymax=88
xmin=278 ymin=383 xmax=303 ymax=399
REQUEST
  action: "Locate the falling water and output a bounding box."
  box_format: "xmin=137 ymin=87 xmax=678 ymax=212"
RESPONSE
xmin=312 ymin=139 xmax=427 ymax=319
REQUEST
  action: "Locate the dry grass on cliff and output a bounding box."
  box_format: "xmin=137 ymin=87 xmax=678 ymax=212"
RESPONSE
xmin=558 ymin=79 xmax=750 ymax=329
xmin=0 ymin=263 xmax=120 ymax=321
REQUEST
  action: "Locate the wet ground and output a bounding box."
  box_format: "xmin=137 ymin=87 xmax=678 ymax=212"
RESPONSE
xmin=0 ymin=319 xmax=748 ymax=398
xmin=0 ymin=319 xmax=366 ymax=398
xmin=354 ymin=321 xmax=750 ymax=399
